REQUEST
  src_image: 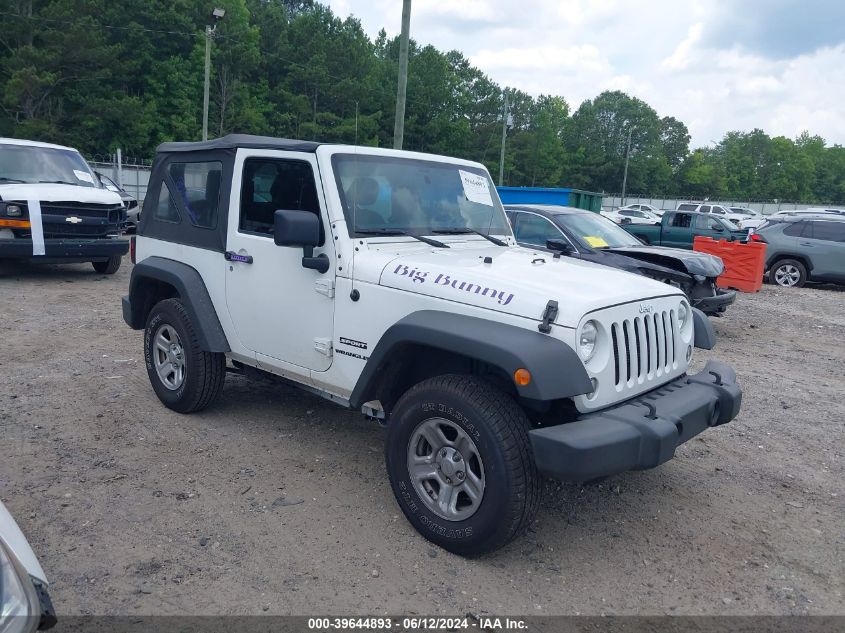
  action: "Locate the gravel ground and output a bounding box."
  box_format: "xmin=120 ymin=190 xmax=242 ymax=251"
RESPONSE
xmin=1 ymin=258 xmax=843 ymax=617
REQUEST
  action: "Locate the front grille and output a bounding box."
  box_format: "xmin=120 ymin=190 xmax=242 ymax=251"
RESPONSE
xmin=11 ymin=200 xmax=125 ymax=239
xmin=38 ymin=202 xmax=123 ymax=218
xmin=574 ymin=296 xmax=689 ymax=413
xmin=610 ymin=311 xmax=677 ymax=387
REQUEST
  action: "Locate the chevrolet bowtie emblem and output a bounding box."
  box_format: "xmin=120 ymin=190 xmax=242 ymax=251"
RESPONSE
xmin=66 ymin=216 xmax=82 ymax=224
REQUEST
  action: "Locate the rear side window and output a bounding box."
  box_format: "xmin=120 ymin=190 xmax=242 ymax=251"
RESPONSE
xmin=168 ymin=161 xmax=222 ymax=230
xmin=671 ymin=213 xmax=692 ymax=228
xmin=783 ymin=222 xmax=805 ymax=237
xmin=154 ymin=181 xmax=180 ymax=223
xmin=809 ymin=221 xmax=845 ymax=242
xmin=699 ymin=205 xmax=711 ymax=213
xmin=677 ymin=203 xmax=696 ymax=211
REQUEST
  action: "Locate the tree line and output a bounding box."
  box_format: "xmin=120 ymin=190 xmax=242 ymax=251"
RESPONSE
xmin=1 ymin=0 xmax=844 ymax=203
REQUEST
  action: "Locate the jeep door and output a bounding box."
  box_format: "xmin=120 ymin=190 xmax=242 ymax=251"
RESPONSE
xmin=224 ymin=150 xmax=335 ymax=372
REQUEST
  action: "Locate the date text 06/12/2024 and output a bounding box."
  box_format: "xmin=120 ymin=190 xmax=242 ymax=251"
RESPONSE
xmin=307 ymin=617 xmax=528 ymax=630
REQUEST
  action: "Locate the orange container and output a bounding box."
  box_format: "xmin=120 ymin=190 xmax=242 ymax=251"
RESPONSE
xmin=693 ymin=236 xmax=766 ymax=293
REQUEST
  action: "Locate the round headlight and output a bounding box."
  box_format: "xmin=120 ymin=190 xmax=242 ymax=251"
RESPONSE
xmin=678 ymin=302 xmax=689 ymax=329
xmin=579 ymin=320 xmax=598 ymax=362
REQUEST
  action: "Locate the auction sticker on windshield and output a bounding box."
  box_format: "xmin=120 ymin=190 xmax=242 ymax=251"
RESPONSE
xmin=583 ymin=235 xmax=609 ymax=248
xmin=459 ymin=169 xmax=493 ymax=206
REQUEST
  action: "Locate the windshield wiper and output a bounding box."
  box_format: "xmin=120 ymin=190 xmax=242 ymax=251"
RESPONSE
xmin=38 ymin=180 xmax=81 ymax=185
xmin=0 ymin=177 xmax=26 ymax=183
xmin=432 ymin=228 xmax=508 ymax=247
xmin=356 ymin=228 xmax=449 ymax=248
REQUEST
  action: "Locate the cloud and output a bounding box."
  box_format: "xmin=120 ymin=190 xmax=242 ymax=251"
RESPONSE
xmin=338 ymin=0 xmax=845 ymax=147
xmin=702 ymin=0 xmax=845 ymax=59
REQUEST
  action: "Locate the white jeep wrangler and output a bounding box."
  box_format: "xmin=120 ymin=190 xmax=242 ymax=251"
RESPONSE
xmin=123 ymin=135 xmax=742 ymax=555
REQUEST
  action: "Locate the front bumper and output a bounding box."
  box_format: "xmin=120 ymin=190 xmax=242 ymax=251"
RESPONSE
xmin=0 ymin=238 xmax=128 ymax=262
xmin=693 ymin=288 xmax=736 ymax=315
xmin=529 ymin=361 xmax=741 ymax=481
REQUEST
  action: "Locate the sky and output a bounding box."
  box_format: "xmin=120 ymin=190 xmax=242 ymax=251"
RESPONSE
xmin=328 ymin=0 xmax=845 ymax=148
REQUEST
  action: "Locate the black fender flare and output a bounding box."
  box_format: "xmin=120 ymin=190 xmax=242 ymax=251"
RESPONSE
xmin=349 ymin=310 xmax=592 ymax=407
xmin=122 ymin=256 xmax=230 ymax=352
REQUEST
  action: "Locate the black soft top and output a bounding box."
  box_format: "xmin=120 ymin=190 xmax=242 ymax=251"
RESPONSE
xmin=156 ymin=134 xmax=322 ymax=154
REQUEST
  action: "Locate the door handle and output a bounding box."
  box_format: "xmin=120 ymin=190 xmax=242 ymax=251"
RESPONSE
xmin=225 ymin=251 xmax=253 ymax=264
xmin=799 ymin=242 xmax=814 ymax=247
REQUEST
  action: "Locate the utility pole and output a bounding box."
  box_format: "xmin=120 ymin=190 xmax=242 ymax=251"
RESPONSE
xmin=498 ymin=90 xmax=509 ymax=186
xmin=202 ymin=25 xmax=212 ymax=141
xmin=202 ymin=8 xmax=226 ymax=141
xmin=354 ymin=101 xmax=359 ymax=145
xmin=621 ymin=126 xmax=633 ymax=205
xmin=393 ymin=0 xmax=412 ymax=149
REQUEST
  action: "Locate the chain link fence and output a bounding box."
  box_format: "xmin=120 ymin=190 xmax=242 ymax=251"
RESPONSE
xmin=87 ymin=152 xmax=152 ymax=204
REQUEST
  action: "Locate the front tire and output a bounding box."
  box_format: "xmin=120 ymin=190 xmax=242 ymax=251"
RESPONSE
xmin=385 ymin=375 xmax=540 ymax=556
xmin=144 ymin=299 xmax=225 ymax=413
xmin=770 ymin=259 xmax=807 ymax=287
xmin=92 ymin=256 xmax=122 ymax=274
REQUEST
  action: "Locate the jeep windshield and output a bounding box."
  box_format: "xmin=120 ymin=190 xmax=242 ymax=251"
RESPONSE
xmin=557 ymin=212 xmax=643 ymax=249
xmin=332 ymin=153 xmax=511 ymax=238
xmin=0 ymin=143 xmax=97 ymax=188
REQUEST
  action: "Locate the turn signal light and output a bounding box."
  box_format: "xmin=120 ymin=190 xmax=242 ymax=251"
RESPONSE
xmin=513 ymin=368 xmax=532 ymax=386
xmin=0 ymin=219 xmax=30 ymax=228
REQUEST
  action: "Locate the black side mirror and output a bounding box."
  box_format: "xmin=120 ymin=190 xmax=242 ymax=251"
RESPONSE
xmin=273 ymin=209 xmax=329 ymax=273
xmin=547 ymin=239 xmax=575 ymax=254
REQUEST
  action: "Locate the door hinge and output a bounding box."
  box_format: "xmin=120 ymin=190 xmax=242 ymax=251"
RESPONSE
xmin=315 ymin=278 xmax=335 ymax=298
xmin=314 ymin=337 xmax=333 ymax=356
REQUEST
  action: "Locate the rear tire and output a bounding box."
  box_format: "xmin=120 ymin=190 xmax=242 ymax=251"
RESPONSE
xmin=770 ymin=259 xmax=806 ymax=288
xmin=144 ymin=298 xmax=225 ymax=413
xmin=92 ymin=256 xmax=122 ymax=274
xmin=385 ymin=375 xmax=540 ymax=556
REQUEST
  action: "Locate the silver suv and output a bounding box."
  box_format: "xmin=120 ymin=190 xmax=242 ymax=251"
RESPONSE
xmin=752 ymin=215 xmax=845 ymax=287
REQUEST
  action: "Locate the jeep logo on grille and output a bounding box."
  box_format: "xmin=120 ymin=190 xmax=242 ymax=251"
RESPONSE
xmin=65 ymin=216 xmax=83 ymax=224
xmin=639 ymin=303 xmax=654 ymax=314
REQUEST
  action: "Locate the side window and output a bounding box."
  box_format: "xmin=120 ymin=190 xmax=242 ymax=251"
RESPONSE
xmin=783 ymin=222 xmax=805 ymax=237
xmin=712 ymin=206 xmax=726 ymax=215
xmin=677 ymin=204 xmax=696 ymax=212
xmin=239 ymin=158 xmax=320 ymax=235
xmin=671 ymin=213 xmax=692 ymax=228
xmin=694 ymin=214 xmax=711 ymax=229
xmin=699 ymin=205 xmax=711 ymax=213
xmin=168 ymin=161 xmax=222 ymax=229
xmin=619 ymin=210 xmax=633 ymax=216
xmin=513 ymin=213 xmax=562 ymax=247
xmin=809 ymin=221 xmax=845 ymax=242
xmin=154 ymin=181 xmax=180 ymax=223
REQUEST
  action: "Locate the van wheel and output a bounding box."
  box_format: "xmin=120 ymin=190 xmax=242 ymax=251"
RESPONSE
xmin=92 ymin=256 xmax=121 ymax=274
xmin=385 ymin=375 xmax=540 ymax=556
xmin=770 ymin=259 xmax=806 ymax=287
xmin=144 ymin=299 xmax=225 ymax=413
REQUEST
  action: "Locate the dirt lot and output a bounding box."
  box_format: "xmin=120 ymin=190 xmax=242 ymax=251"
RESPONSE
xmin=1 ymin=258 xmax=843 ymax=617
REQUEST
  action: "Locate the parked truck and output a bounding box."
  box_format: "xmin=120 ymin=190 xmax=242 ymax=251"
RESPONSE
xmin=624 ymin=210 xmax=747 ymax=248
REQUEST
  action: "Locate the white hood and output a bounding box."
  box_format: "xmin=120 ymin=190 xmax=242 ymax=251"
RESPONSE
xmin=362 ymin=241 xmax=684 ymax=328
xmin=0 ymin=182 xmax=122 ymax=205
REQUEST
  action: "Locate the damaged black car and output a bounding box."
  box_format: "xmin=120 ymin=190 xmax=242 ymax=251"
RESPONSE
xmin=505 ymin=204 xmax=736 ymax=316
